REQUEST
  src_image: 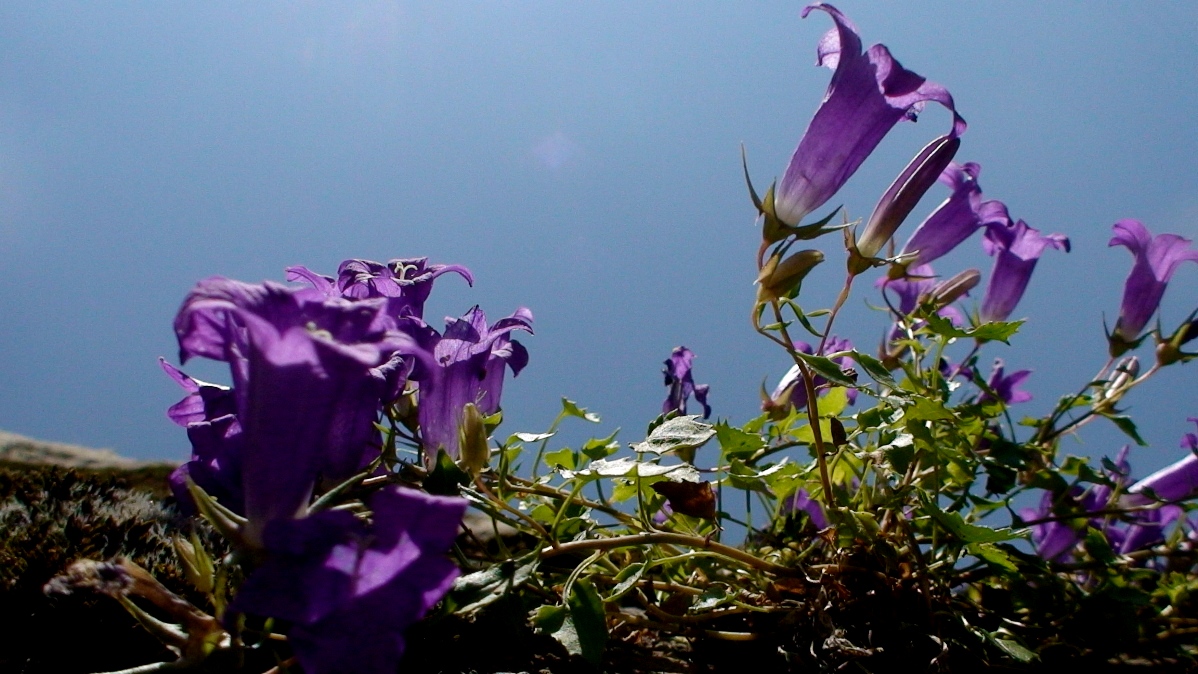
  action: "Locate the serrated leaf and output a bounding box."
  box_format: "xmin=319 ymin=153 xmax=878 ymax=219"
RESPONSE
xmin=561 ymin=398 xmax=601 ymax=423
xmin=715 ymin=420 xmax=766 ymax=461
xmin=608 ymin=563 xmax=646 ymax=602
xmin=588 ymin=457 xmax=701 ymax=481
xmin=923 ymin=312 xmax=1023 ymax=344
xmin=631 ymin=415 xmax=715 ymax=457
xmin=511 ymin=431 xmax=555 ymax=444
xmin=906 ymin=397 xmax=955 ymax=422
xmin=544 ymin=447 xmax=577 ymax=471
xmin=994 ymin=637 xmax=1037 ymax=663
xmin=967 ymin=542 xmax=1018 ymax=573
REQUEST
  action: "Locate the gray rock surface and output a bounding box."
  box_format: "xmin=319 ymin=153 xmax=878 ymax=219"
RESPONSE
xmin=0 ymin=430 xmax=174 ymax=469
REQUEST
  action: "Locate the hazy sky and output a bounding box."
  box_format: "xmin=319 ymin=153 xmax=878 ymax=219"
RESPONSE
xmin=2 ymin=2 xmax=1196 ymax=483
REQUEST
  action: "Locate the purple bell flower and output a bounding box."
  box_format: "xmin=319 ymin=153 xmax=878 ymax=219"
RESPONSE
xmin=979 ymin=220 xmax=1070 ymax=323
xmin=414 ymin=306 xmax=532 ymax=465
xmin=1107 ymin=219 xmax=1198 ymax=350
xmin=231 ymin=486 xmax=467 ymax=674
xmin=1126 ymin=418 xmax=1198 ymax=505
xmin=767 ymin=336 xmax=857 ymax=412
xmin=895 ymin=162 xmax=1012 ymax=271
xmin=662 ymin=346 xmax=711 ymax=419
xmin=287 ymin=257 xmax=473 ymax=321
xmin=773 ymin=3 xmax=965 ymax=227
xmin=172 ymin=276 xmax=423 ymax=544
xmin=978 ymin=358 xmax=1032 ymax=405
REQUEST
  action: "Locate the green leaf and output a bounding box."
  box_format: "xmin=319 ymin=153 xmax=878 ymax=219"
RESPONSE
xmin=587 ymin=457 xmax=701 ymax=481
xmin=631 ymin=415 xmax=716 ymax=458
xmin=607 ymin=563 xmax=646 ymax=602
xmin=851 ymin=350 xmax=900 ymax=390
xmin=511 ymin=431 xmax=555 ymax=444
xmin=1107 ymin=414 xmax=1148 ymax=446
xmin=993 ymin=637 xmax=1037 ymax=663
xmin=792 ymin=351 xmax=857 ymax=388
xmin=906 ymin=397 xmax=955 ymax=422
xmin=967 ymin=542 xmax=1018 ymax=573
xmin=923 ymin=312 xmax=1024 ymax=344
xmin=581 ymin=429 xmax=621 ymax=460
xmin=692 ymin=583 xmax=733 ymax=612
xmin=451 ymin=560 xmax=539 ymax=615
xmin=714 ymin=421 xmax=766 ymax=462
xmin=566 ymin=578 xmax=608 ymax=665
xmin=424 ymin=449 xmax=470 ymax=496
xmin=561 ymin=398 xmax=601 ymax=423
xmin=544 ymin=447 xmax=577 ymax=471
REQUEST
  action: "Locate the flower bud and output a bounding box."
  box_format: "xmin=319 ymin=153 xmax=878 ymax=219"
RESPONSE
xmin=457 ymin=402 xmax=490 ymax=477
xmin=853 ymin=134 xmax=961 ymax=268
xmin=1156 ymin=316 xmax=1198 ymax=366
xmin=923 ymin=268 xmax=981 ymax=310
xmin=1094 ymin=356 xmax=1139 ymax=412
xmin=756 ymin=249 xmax=824 ymax=302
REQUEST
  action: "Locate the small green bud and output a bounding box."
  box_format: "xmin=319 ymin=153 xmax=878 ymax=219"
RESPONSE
xmin=756 ymin=249 xmax=824 ymax=302
xmin=457 ymin=403 xmax=490 ymax=478
xmin=924 ymin=268 xmax=981 ymax=309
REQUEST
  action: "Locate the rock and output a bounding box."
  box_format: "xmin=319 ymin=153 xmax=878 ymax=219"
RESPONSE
xmin=0 ymin=430 xmax=175 ymax=470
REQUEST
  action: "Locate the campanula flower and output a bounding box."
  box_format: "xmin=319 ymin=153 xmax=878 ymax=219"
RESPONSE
xmin=979 ymin=220 xmax=1070 ymax=322
xmin=767 ymin=336 xmax=857 ymax=413
xmin=773 ymin=4 xmax=965 ymax=228
xmin=173 ymin=276 xmax=423 ymax=544
xmin=893 ymin=162 xmax=1011 ymax=275
xmin=1126 ymin=418 xmax=1198 ymax=505
xmin=413 ymin=306 xmax=532 ymax=465
xmin=231 ymin=486 xmax=466 ymax=674
xmin=1107 ymin=219 xmax=1198 ymax=353
xmin=978 ymin=358 xmax=1032 ymax=405
xmin=287 ymin=257 xmax=473 ymax=321
xmin=662 ymin=346 xmax=711 ymax=419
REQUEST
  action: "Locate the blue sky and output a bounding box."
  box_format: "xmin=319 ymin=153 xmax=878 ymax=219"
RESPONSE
xmin=1 ymin=2 xmax=1196 ymax=483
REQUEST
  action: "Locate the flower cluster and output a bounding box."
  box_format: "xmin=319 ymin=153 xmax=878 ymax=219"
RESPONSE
xmin=161 ymin=257 xmax=530 ymax=673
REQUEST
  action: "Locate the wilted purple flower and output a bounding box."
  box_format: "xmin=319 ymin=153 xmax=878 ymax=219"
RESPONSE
xmin=1107 ymin=219 xmax=1198 ymax=349
xmin=287 ymin=257 xmax=473 ymax=321
xmin=231 ymin=486 xmax=466 ymax=674
xmin=978 ymin=358 xmax=1032 ymax=405
xmin=173 ymin=277 xmax=422 ymax=544
xmin=773 ymin=4 xmax=965 ymax=227
xmin=662 ymin=346 xmax=711 ymax=419
xmin=979 ymin=220 xmax=1070 ymax=322
xmin=895 ymin=162 xmax=1011 ymax=271
xmin=1126 ymin=418 xmax=1198 ymax=505
xmin=414 ymin=306 xmax=532 ymax=464
xmin=767 ymin=336 xmax=857 ymax=412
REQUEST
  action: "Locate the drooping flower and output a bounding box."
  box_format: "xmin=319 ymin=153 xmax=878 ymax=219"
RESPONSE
xmin=783 ymin=488 xmax=829 ymax=530
xmin=1021 ymin=487 xmax=1107 ymax=562
xmin=172 ymin=277 xmax=423 ymax=544
xmin=230 ymin=486 xmax=466 ymax=674
xmin=979 ymin=220 xmax=1070 ymax=323
xmin=978 ymin=358 xmax=1032 ymax=405
xmin=767 ymin=336 xmax=857 ymax=413
xmin=287 ymin=257 xmax=473 ymax=322
xmin=414 ymin=306 xmax=532 ymax=465
xmin=1107 ymin=219 xmax=1198 ymax=352
xmin=772 ymin=3 xmax=965 ymax=228
xmin=893 ymin=162 xmax=1012 ymax=274
xmin=1126 ymin=418 xmax=1198 ymax=505
xmin=662 ymin=347 xmax=711 ymax=419
xmin=160 ymin=359 xmax=245 ymax=514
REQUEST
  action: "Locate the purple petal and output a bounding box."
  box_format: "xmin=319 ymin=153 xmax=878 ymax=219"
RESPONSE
xmin=979 ymin=220 xmax=1070 ymax=322
xmin=774 ymin=4 xmax=965 ymax=227
xmin=1109 ymin=219 xmax=1198 ymax=342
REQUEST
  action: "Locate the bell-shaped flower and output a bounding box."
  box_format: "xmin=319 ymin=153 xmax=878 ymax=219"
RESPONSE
xmin=767 ymin=336 xmax=857 ymax=413
xmin=773 ymin=4 xmax=965 ymax=228
xmin=1126 ymin=418 xmax=1198 ymax=505
xmin=287 ymin=257 xmax=473 ymax=321
xmin=173 ymin=277 xmax=423 ymax=544
xmin=414 ymin=306 xmax=532 ymax=465
xmin=892 ymin=163 xmax=1011 ymax=275
xmin=978 ymin=358 xmax=1032 ymax=405
xmin=230 ymin=486 xmax=466 ymax=674
xmin=662 ymin=346 xmax=711 ymax=419
xmin=1107 ymin=219 xmax=1198 ymax=353
xmin=979 ymin=220 xmax=1070 ymax=323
